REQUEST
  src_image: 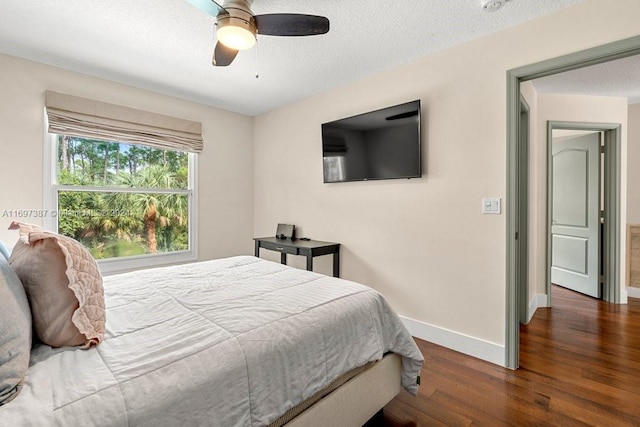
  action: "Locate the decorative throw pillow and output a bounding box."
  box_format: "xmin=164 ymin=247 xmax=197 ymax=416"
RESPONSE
xmin=8 ymin=222 xmax=105 ymax=348
xmin=0 ymin=255 xmax=31 ymax=405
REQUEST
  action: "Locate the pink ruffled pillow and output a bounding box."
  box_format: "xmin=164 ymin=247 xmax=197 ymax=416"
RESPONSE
xmin=8 ymin=222 xmax=105 ymax=348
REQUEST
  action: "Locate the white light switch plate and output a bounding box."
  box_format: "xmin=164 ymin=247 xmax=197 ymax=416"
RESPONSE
xmin=482 ymin=198 xmax=501 ymax=215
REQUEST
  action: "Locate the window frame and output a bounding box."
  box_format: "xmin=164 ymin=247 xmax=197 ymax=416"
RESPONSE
xmin=43 ymin=133 xmax=198 ymax=275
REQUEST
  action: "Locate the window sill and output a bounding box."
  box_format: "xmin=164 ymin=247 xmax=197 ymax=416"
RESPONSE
xmin=97 ymin=250 xmax=197 ymax=276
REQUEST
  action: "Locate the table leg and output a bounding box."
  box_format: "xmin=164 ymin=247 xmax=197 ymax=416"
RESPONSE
xmin=306 ymin=255 xmax=313 ymax=272
xmin=333 ymin=249 xmax=340 ymax=278
xmin=281 ymin=252 xmax=287 ymax=265
xmin=254 ymin=240 xmax=260 ymax=257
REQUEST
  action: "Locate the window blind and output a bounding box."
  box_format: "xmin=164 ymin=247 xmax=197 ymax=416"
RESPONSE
xmin=45 ymin=91 xmax=203 ymax=153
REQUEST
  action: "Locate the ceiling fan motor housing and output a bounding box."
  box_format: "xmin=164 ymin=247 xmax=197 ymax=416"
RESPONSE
xmin=216 ymin=0 xmax=256 ymax=49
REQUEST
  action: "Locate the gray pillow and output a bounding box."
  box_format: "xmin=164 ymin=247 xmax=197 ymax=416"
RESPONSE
xmin=0 ymin=240 xmax=10 ymax=260
xmin=0 ymin=255 xmax=31 ymax=406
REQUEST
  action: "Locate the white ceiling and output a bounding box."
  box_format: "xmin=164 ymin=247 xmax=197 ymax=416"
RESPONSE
xmin=532 ymin=54 xmax=640 ymax=104
xmin=0 ymin=0 xmax=586 ymax=116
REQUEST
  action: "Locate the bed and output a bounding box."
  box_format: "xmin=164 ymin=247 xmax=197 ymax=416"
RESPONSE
xmin=0 ymin=255 xmax=423 ymax=426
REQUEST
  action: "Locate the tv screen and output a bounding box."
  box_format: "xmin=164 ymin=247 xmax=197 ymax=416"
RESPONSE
xmin=321 ymin=100 xmax=421 ymax=183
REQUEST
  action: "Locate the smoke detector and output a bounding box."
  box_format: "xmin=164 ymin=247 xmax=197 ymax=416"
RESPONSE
xmin=482 ymin=0 xmax=509 ymax=12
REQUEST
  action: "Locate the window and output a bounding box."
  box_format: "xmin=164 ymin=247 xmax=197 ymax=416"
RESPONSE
xmin=43 ymin=91 xmax=202 ymax=273
xmin=46 ymin=134 xmax=197 ymax=273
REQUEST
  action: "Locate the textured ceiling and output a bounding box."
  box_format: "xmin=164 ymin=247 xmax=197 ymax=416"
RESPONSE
xmin=0 ymin=0 xmax=585 ymax=116
xmin=532 ymin=54 xmax=640 ymax=104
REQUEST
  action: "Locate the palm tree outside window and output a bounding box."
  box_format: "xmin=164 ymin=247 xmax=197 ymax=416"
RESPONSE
xmin=52 ymin=135 xmax=194 ymax=265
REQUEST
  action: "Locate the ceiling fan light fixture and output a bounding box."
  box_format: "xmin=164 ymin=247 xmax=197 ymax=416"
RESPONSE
xmin=217 ymin=16 xmax=256 ymax=50
xmin=188 ymin=0 xmax=330 ymax=67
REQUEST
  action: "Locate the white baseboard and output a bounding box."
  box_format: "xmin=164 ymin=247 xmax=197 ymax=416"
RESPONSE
xmin=400 ymin=315 xmax=505 ymax=367
xmin=401 ymin=290 xmax=638 ymax=370
xmin=627 ymin=286 xmax=640 ymax=299
xmin=527 ymin=294 xmax=549 ymax=323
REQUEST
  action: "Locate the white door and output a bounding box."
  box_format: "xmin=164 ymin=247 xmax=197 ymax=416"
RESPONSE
xmin=551 ymin=133 xmax=601 ymax=298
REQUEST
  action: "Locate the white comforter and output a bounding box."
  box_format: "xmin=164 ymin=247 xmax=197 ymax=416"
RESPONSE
xmin=1 ymin=256 xmax=424 ymax=426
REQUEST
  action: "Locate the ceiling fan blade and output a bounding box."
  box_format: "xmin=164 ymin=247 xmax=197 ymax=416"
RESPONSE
xmin=185 ymin=0 xmax=227 ymax=17
xmin=254 ymin=14 xmax=330 ymax=36
xmin=213 ymin=42 xmax=238 ymax=66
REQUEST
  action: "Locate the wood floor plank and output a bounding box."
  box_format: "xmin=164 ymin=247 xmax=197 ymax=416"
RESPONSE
xmin=503 ymin=363 xmax=640 ymax=419
xmin=372 ymin=287 xmax=640 ymax=426
xmin=393 ymin=390 xmax=473 ymax=426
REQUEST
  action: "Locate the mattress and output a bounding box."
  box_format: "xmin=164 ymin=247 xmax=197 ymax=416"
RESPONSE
xmin=0 ymin=256 xmax=423 ymax=426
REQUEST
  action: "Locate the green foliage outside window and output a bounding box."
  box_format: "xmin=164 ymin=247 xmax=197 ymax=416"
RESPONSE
xmin=56 ymin=135 xmax=190 ymax=260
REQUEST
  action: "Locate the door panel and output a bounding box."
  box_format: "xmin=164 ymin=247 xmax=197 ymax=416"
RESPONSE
xmin=551 ymin=133 xmax=600 ymax=298
xmin=552 ymin=235 xmax=588 ymax=274
xmin=552 ymin=149 xmax=588 ymax=227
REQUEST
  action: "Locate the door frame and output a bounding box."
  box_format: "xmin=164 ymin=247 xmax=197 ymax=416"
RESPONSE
xmin=546 ymin=122 xmax=621 ymax=306
xmin=505 ymin=35 xmax=640 ymax=369
xmin=518 ymin=96 xmax=530 ymax=325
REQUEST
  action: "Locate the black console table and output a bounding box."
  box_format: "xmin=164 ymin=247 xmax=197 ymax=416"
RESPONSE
xmin=253 ymin=237 xmax=340 ymax=277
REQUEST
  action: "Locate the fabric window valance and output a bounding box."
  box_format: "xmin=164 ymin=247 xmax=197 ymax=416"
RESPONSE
xmin=45 ymin=91 xmax=203 ymax=153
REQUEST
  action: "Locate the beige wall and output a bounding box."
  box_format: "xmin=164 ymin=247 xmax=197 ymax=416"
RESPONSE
xmin=628 ymin=104 xmax=640 ymax=225
xmin=253 ymin=0 xmax=640 ymax=354
xmin=0 ymin=54 xmax=254 ymax=261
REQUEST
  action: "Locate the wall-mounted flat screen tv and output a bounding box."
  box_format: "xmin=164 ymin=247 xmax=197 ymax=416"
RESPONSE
xmin=321 ymin=100 xmax=421 ymax=183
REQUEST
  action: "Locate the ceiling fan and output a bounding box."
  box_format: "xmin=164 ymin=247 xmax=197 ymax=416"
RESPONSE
xmin=186 ymin=0 xmax=330 ymax=67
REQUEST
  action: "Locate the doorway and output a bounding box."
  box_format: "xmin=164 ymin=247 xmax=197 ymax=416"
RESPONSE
xmin=550 ymin=129 xmax=601 ymax=299
xmin=505 ymin=36 xmax=640 ymax=369
xmin=546 ymin=123 xmax=621 ymax=306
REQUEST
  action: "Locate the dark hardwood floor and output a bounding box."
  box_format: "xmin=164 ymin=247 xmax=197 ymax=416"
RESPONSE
xmin=366 ymin=286 xmax=640 ymax=426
